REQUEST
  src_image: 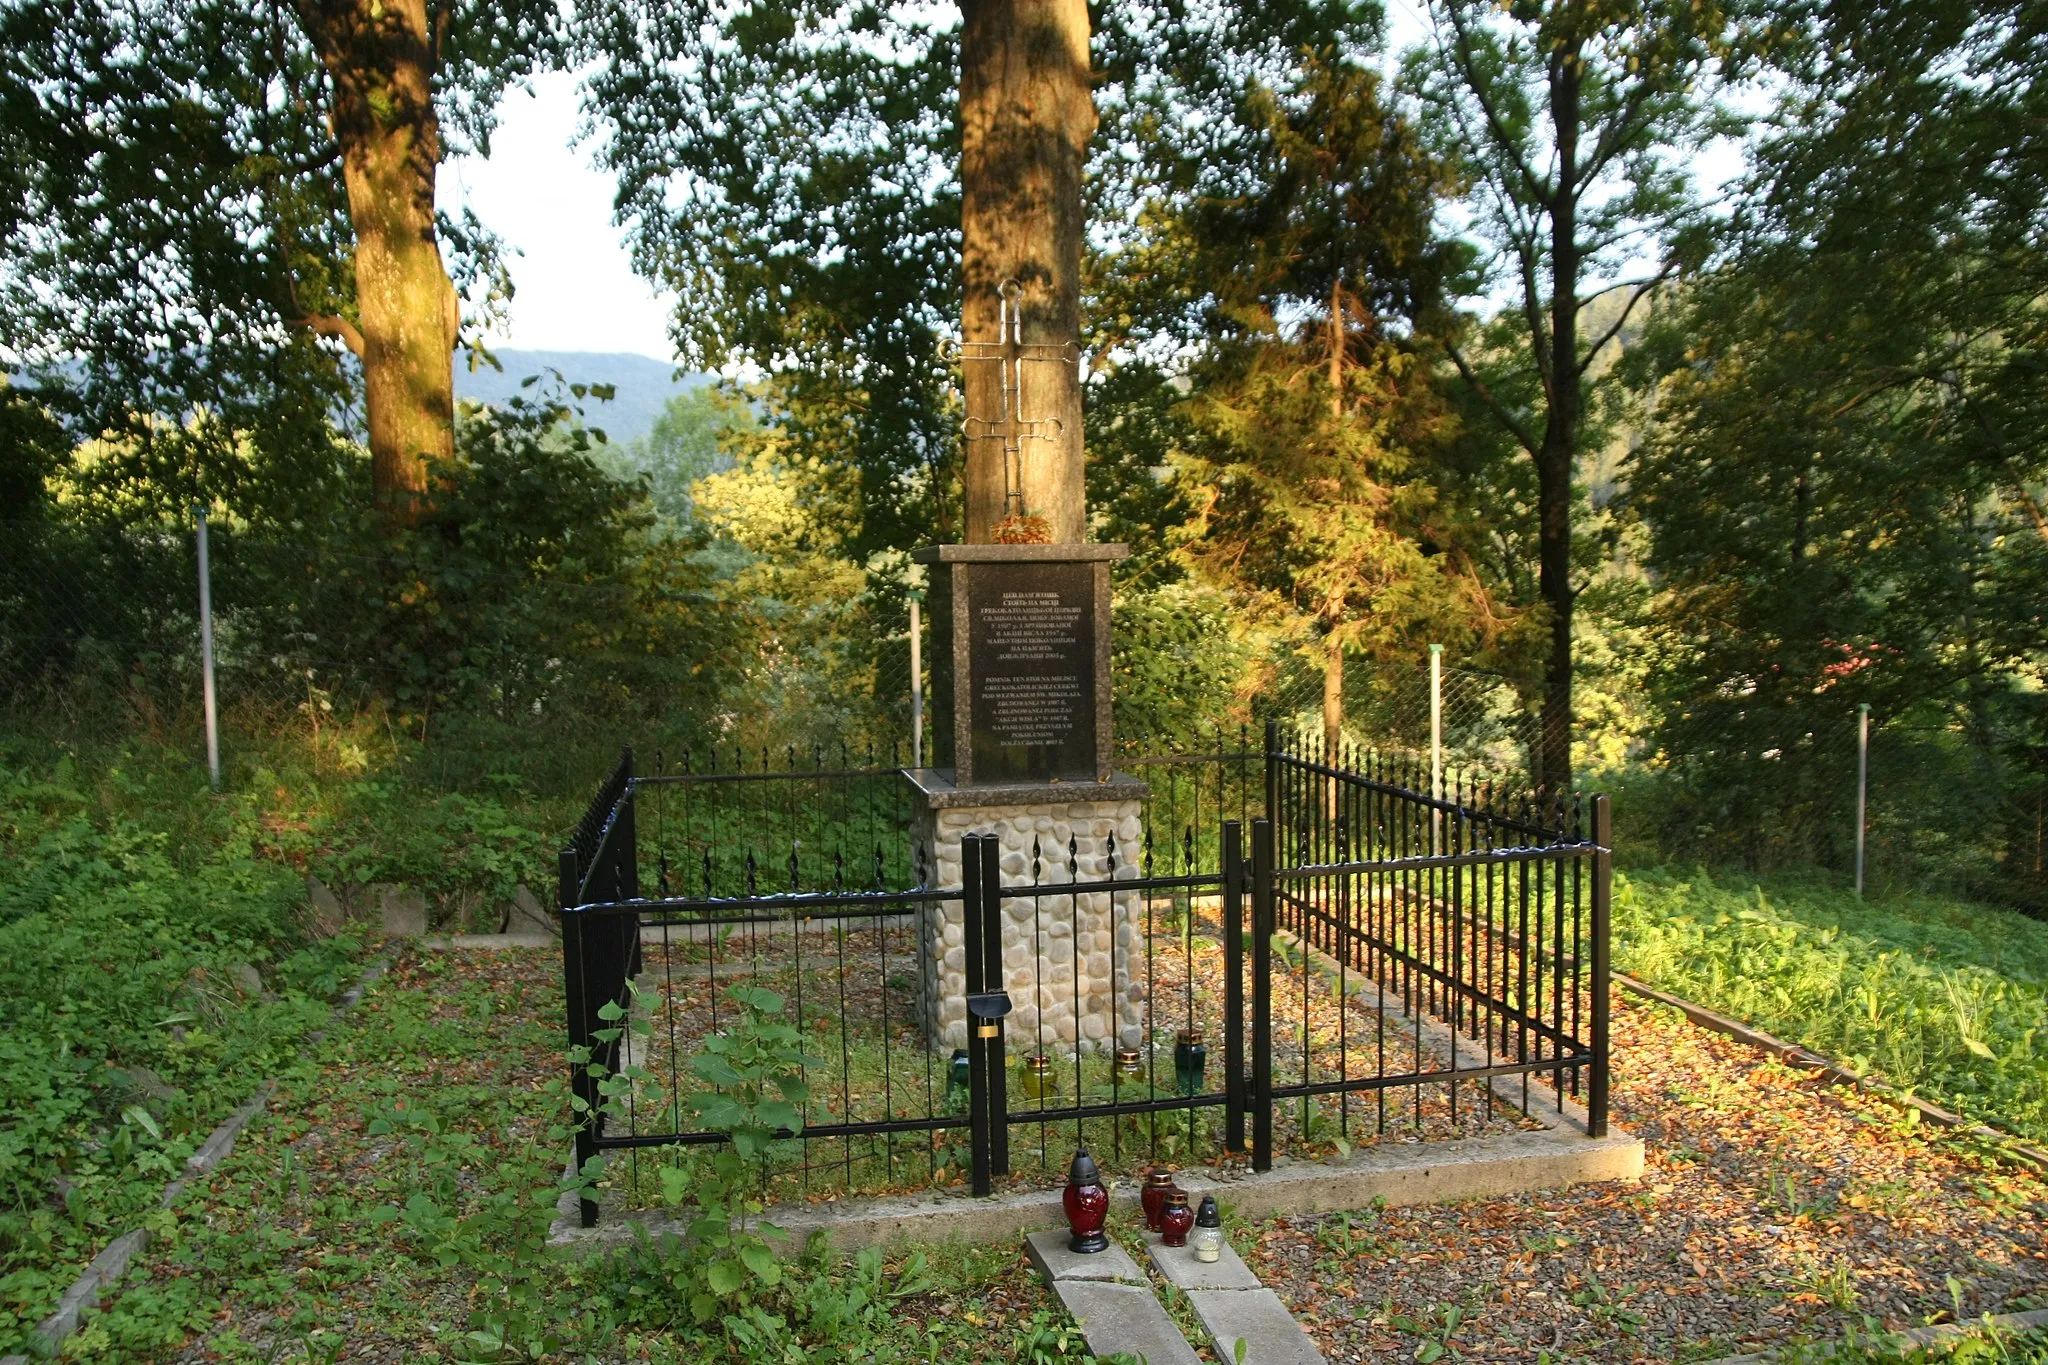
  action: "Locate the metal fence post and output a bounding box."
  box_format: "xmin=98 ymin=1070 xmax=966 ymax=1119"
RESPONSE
xmin=962 ymin=837 xmax=989 ymax=1194
xmin=194 ymin=506 xmax=220 ymax=790
xmin=962 ymin=834 xmax=1008 ymax=1192
xmin=1221 ymin=819 xmax=1245 ymax=1153
xmin=559 ymin=846 xmax=600 ymax=1227
xmin=617 ymin=749 xmax=641 ymax=981
xmin=1263 ymin=719 xmax=1279 ymax=826
xmin=1855 ymin=703 xmax=1870 ymax=899
xmin=978 ymin=832 xmax=1009 ymax=1178
xmin=1589 ymin=795 xmax=1612 ymax=1139
xmin=910 ymin=596 xmax=923 ymax=769
xmin=1429 ymin=643 xmax=1442 ymax=853
xmin=1250 ymin=817 xmax=1275 ymax=1172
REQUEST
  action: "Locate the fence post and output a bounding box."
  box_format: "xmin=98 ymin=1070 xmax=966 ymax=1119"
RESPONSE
xmin=618 ymin=748 xmax=641 ymax=980
xmin=963 ymin=836 xmax=991 ymax=1195
xmin=978 ymin=832 xmax=1008 ymax=1178
xmin=194 ymin=506 xmax=220 ymax=790
xmin=1429 ymin=643 xmax=1442 ymax=853
xmin=1855 ymin=703 xmax=1869 ymax=899
xmin=909 ymin=595 xmax=923 ymax=769
xmin=1263 ymin=719 xmax=1279 ymax=827
xmin=1250 ymin=817 xmax=1275 ymax=1172
xmin=559 ymin=846 xmax=600 ymax=1227
xmin=1221 ymin=820 xmax=1245 ymax=1153
xmin=1588 ymin=795 xmax=1612 ymax=1139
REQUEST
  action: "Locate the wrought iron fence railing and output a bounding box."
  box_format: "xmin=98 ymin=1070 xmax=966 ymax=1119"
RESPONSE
xmin=556 ymin=726 xmax=1610 ymax=1227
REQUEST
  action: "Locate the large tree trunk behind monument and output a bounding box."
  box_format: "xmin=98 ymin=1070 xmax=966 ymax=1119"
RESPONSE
xmin=959 ymin=0 xmax=1095 ymax=544
xmin=297 ymin=0 xmax=458 ymax=530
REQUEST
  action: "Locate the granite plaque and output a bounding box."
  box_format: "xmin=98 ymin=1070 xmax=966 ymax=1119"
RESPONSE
xmin=967 ymin=562 xmax=1095 ymax=782
xmin=914 ymin=543 xmax=1126 ymax=788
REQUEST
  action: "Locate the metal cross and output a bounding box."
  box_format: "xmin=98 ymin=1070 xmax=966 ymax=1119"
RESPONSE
xmin=954 ymin=278 xmax=1081 ymax=518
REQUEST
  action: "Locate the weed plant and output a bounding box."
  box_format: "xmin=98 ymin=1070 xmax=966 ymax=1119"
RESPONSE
xmin=1612 ymin=867 xmax=2048 ymax=1141
xmin=0 ymin=757 xmax=359 ymax=1353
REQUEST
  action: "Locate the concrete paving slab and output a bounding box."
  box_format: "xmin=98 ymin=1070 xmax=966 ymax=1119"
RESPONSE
xmin=1025 ymin=1228 xmax=1146 ymax=1284
xmin=1186 ymin=1287 xmax=1326 ymax=1365
xmin=1147 ymin=1236 xmax=1262 ymax=1291
xmin=1047 ymin=1279 xmax=1202 ymax=1365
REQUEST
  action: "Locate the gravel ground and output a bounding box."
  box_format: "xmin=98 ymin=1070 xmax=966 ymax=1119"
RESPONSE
xmin=1239 ymin=987 xmax=2048 ymax=1363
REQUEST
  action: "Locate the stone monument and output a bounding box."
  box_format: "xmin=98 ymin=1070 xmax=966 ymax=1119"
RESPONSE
xmin=915 ymin=6 xmax=1141 ymax=1054
xmin=907 ymin=544 xmax=1148 ymax=1052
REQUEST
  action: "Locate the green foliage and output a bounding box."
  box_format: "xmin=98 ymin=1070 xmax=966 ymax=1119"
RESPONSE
xmin=1112 ymin=584 xmax=1264 ymax=743
xmin=0 ymin=757 xmax=357 ymax=1354
xmin=629 ymin=986 xmax=820 ymax=1328
xmin=1400 ymin=0 xmax=1771 ymax=783
xmin=1613 ymin=867 xmax=2048 ymax=1141
xmin=245 ymin=388 xmax=736 ymax=726
xmin=1772 ymin=1327 xmax=2048 ymax=1365
xmin=613 ymin=386 xmax=752 ymax=525
xmin=1621 ymin=0 xmax=2048 ymax=904
xmin=1161 ymin=48 xmax=1522 ymax=673
xmin=0 ymin=0 xmax=565 ymax=483
xmin=296 ymin=784 xmax=550 ymax=909
xmin=5 ymin=384 xmax=742 ymax=751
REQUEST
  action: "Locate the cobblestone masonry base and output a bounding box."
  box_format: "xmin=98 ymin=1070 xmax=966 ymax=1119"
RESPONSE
xmin=914 ymin=794 xmax=1147 ymax=1053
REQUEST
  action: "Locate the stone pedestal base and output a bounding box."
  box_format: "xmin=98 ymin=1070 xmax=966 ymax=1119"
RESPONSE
xmin=907 ymin=771 xmax=1151 ymax=1053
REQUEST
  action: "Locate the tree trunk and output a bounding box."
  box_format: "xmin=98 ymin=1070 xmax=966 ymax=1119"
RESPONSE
xmin=958 ymin=0 xmax=1095 ymax=543
xmin=1536 ymin=46 xmax=1583 ymax=795
xmin=1328 ymin=281 xmax=1345 ymax=420
xmin=296 ymin=0 xmax=457 ymax=529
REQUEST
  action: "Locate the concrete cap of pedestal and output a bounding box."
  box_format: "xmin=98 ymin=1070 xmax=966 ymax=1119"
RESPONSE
xmin=912 ymin=543 xmax=1130 ymax=563
xmin=902 ymin=768 xmax=1151 ymax=809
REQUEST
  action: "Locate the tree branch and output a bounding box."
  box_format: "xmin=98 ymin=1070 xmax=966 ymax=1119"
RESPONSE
xmin=1516 ymin=236 xmax=1553 ymax=392
xmin=1576 ymin=264 xmax=1674 ymax=371
xmin=288 ymin=310 xmax=365 ymax=357
xmin=1434 ymin=1 xmax=1551 ymax=207
xmin=1575 ymin=80 xmax=1666 ymax=192
xmin=1447 ymin=340 xmax=1541 ymax=457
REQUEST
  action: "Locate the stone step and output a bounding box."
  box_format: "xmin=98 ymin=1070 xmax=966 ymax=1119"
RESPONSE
xmin=1024 ymin=1229 xmax=1201 ymax=1365
xmin=1148 ymin=1236 xmax=1327 ymax=1365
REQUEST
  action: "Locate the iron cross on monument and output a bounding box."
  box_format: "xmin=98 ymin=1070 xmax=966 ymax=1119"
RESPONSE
xmin=956 ymin=278 xmax=1081 ymax=527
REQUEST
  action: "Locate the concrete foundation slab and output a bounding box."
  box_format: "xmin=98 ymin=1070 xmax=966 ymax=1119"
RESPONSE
xmin=1024 ymin=1228 xmax=1145 ymax=1284
xmin=1147 ymin=1237 xmax=1262 ymax=1291
xmin=1186 ymin=1287 xmax=1325 ymax=1365
xmin=1045 ymin=1279 xmax=1202 ymax=1365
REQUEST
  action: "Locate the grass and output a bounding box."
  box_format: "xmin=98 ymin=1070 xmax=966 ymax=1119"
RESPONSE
xmin=0 ymin=754 xmax=363 ymax=1356
xmin=65 ymin=948 xmax=1111 ymax=1363
xmin=1611 ymin=866 xmax=2048 ymax=1142
xmin=1771 ymin=1327 xmax=2048 ymax=1363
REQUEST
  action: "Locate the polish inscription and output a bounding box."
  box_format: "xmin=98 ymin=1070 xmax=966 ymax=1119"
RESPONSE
xmin=967 ymin=562 xmax=1096 ymax=781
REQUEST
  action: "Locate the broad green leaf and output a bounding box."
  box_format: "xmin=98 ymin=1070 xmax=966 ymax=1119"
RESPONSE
xmin=706 ymin=1258 xmax=745 ymax=1296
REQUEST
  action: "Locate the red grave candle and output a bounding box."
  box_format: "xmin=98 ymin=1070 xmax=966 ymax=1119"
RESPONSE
xmin=1141 ymin=1169 xmax=1176 ymax=1232
xmin=1159 ymin=1189 xmax=1195 ymax=1248
xmin=1063 ymin=1148 xmax=1110 ymax=1254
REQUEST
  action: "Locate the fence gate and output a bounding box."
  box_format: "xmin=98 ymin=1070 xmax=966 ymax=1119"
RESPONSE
xmin=557 ymin=730 xmax=1608 ymax=1226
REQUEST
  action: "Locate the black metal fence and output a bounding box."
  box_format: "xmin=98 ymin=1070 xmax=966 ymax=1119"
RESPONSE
xmin=557 ymin=727 xmax=1608 ymax=1226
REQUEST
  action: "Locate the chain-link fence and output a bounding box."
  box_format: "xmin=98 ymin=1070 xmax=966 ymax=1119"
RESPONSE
xmin=17 ymin=515 xmax=2032 ymax=911
xmin=0 ymin=517 xmax=1540 ymax=793
xmin=1252 ymin=651 xmax=1538 ymax=781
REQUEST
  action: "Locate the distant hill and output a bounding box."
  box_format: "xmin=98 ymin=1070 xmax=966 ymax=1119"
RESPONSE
xmin=457 ymin=349 xmax=711 ymax=448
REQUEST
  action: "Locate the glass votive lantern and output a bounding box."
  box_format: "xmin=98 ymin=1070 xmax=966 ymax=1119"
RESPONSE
xmin=1062 ymin=1148 xmax=1110 ymax=1254
xmin=1173 ymin=1028 xmax=1207 ymax=1097
xmin=1141 ymin=1168 xmax=1176 ymax=1232
xmin=945 ymin=1048 xmax=970 ymax=1112
xmin=1112 ymin=1046 xmax=1144 ymax=1088
xmin=1159 ymin=1188 xmax=1195 ymax=1248
xmin=1191 ymin=1194 xmax=1223 ymax=1263
xmin=1021 ymin=1053 xmax=1057 ymax=1100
